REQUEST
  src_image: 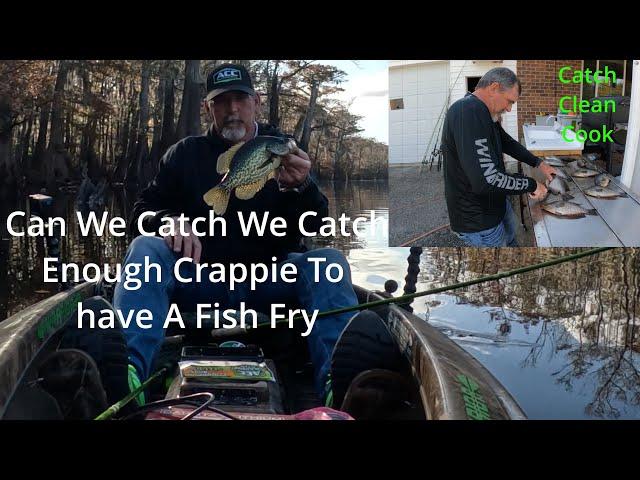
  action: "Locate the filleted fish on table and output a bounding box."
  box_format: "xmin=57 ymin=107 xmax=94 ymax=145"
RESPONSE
xmin=571 ymin=167 xmax=599 ymax=178
xmin=539 ymin=168 xmax=628 ymax=218
xmin=540 ymin=201 xmax=598 ymax=219
xmin=584 ymin=186 xmax=628 ymax=199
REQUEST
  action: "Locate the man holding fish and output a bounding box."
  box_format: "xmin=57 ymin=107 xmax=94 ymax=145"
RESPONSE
xmin=442 ymin=67 xmax=557 ymax=247
xmin=110 ymin=64 xmax=370 ymax=406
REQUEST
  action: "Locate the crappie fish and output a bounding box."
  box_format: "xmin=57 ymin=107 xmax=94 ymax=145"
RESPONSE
xmin=552 ymin=168 xmax=569 ymax=179
xmin=578 ymin=154 xmax=598 ymax=168
xmin=546 ymin=176 xmax=573 ymax=200
xmin=203 ymin=136 xmax=297 ymax=215
xmin=571 ymin=168 xmax=599 ymax=178
xmin=584 ymin=186 xmax=628 ymax=199
xmin=544 ymin=156 xmax=566 ymax=167
xmin=594 ymin=173 xmax=610 ymax=188
xmin=576 ymin=157 xmax=590 ymax=168
xmin=541 ymin=201 xmax=597 ymax=218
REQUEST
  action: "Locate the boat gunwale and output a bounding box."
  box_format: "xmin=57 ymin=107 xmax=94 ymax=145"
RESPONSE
xmin=0 ymin=282 xmax=96 ymax=417
xmin=357 ymin=287 xmax=527 ymax=420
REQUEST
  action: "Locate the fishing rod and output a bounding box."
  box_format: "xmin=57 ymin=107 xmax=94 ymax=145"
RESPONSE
xmin=421 ymin=60 xmax=468 ymax=167
xmin=399 ymin=223 xmax=450 ymax=247
xmin=277 ymin=246 xmax=614 ymax=325
xmin=94 ymin=368 xmax=166 ymax=420
xmin=99 ymin=247 xmax=614 ymax=415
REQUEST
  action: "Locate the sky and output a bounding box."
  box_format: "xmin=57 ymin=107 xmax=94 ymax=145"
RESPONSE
xmin=318 ymin=60 xmax=388 ymax=144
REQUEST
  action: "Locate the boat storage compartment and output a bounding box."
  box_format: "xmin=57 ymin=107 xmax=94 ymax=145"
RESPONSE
xmin=165 ymin=345 xmax=285 ymax=414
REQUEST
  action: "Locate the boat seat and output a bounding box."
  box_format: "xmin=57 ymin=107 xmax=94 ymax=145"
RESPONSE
xmin=340 ymin=369 xmax=413 ymax=420
xmin=36 ymin=349 xmax=110 ymax=419
xmin=330 ymin=310 xmax=404 ymax=408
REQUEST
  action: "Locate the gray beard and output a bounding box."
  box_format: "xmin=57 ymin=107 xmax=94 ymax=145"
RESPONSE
xmin=492 ymin=112 xmax=506 ymax=123
xmin=220 ymin=124 xmax=247 ymax=142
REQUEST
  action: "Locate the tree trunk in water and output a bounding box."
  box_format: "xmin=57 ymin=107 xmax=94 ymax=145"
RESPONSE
xmin=130 ymin=61 xmax=151 ymax=188
xmin=299 ymin=78 xmax=319 ymax=151
xmin=293 ymin=114 xmax=305 ymax=143
xmin=175 ymin=60 xmax=203 ymax=141
xmin=333 ymin=131 xmax=346 ymax=180
xmin=108 ymin=118 xmax=114 ymax=174
xmin=45 ymin=60 xmax=71 ymax=186
xmin=112 ymin=78 xmax=135 ymax=182
xmin=64 ymin=109 xmax=72 ymax=151
xmin=357 ymin=144 xmax=365 ymax=179
xmin=160 ymin=62 xmax=176 ymax=154
xmin=14 ymin=120 xmax=26 ymax=168
xmin=113 ymin=88 xmax=132 ymax=182
xmin=149 ymin=66 xmax=164 ymax=170
xmin=123 ymin=107 xmax=139 ymax=185
xmin=313 ymin=122 xmax=324 ymax=176
xmin=21 ymin=112 xmax=34 ymax=168
xmin=0 ymin=97 xmax=14 ymax=194
xmin=121 ymin=80 xmax=140 ymax=185
xmin=268 ymin=63 xmax=280 ymax=127
xmin=33 ymin=90 xmax=52 ymax=170
xmin=79 ymin=65 xmax=100 ymax=181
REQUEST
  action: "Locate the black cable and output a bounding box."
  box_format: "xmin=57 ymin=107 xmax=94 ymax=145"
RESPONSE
xmin=179 ymin=399 xmax=240 ymax=421
xmin=118 ymin=394 xmax=211 ymax=420
xmin=118 ymin=393 xmax=240 ymax=421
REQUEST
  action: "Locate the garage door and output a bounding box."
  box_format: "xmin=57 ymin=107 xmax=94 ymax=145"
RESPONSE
xmin=389 ymin=61 xmax=449 ymax=165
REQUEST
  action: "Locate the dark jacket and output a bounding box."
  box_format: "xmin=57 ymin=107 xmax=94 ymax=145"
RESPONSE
xmin=441 ymin=93 xmax=540 ymax=233
xmin=130 ymin=123 xmax=329 ymax=265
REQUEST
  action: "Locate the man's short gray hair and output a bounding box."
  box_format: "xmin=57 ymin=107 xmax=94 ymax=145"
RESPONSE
xmin=476 ymin=67 xmax=522 ymax=95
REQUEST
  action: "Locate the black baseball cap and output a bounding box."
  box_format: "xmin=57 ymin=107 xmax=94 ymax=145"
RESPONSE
xmin=205 ymin=63 xmax=256 ymax=101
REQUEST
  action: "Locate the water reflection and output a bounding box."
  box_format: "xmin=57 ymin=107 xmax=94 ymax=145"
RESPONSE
xmin=312 ymin=178 xmax=389 ymax=251
xmin=0 ymin=179 xmax=388 ymax=319
xmin=350 ymin=247 xmax=640 ymax=420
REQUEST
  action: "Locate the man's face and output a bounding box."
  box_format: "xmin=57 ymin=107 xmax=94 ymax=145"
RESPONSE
xmin=207 ymin=90 xmax=260 ymax=142
xmin=488 ymin=83 xmax=519 ymax=122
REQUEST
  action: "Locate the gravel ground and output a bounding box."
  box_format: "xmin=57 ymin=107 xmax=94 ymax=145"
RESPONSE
xmin=389 ymin=164 xmax=535 ymax=247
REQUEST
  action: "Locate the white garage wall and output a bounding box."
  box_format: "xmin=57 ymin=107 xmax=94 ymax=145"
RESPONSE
xmin=389 ymin=60 xmax=520 ymax=165
xmin=389 ymin=60 xmax=449 ymax=165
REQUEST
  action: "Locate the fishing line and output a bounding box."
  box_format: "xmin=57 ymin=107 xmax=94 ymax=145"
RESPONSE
xmin=421 ymin=60 xmax=468 ymax=166
xmin=268 ymin=246 xmax=614 ymax=326
xmin=399 ymin=223 xmax=450 ymax=247
xmin=95 ymin=247 xmax=614 ymax=418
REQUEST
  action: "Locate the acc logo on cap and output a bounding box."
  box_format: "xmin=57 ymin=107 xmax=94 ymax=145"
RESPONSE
xmin=214 ymin=68 xmax=242 ymax=84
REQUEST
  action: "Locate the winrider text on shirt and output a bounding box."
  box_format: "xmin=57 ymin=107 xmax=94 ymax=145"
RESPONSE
xmin=441 ymin=93 xmax=540 ymax=233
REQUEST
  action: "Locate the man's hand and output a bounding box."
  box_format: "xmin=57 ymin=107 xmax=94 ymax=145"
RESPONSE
xmin=529 ymin=181 xmax=548 ymax=201
xmin=538 ymin=161 xmax=557 ymax=182
xmin=277 ymin=147 xmax=312 ymax=188
xmin=164 ymin=217 xmax=202 ymax=263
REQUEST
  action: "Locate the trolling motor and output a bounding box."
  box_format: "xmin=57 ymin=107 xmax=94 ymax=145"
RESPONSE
xmin=400 ymin=247 xmax=423 ymax=313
